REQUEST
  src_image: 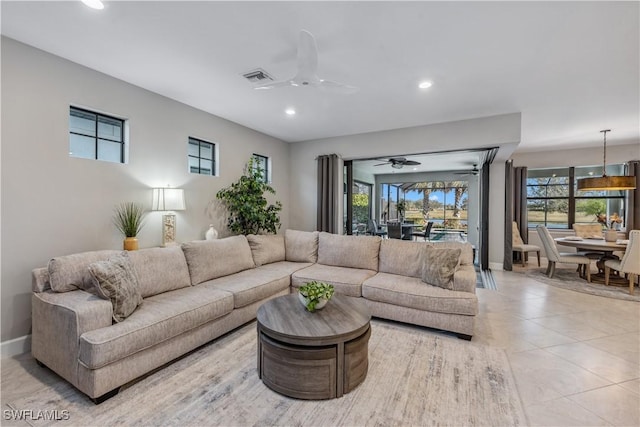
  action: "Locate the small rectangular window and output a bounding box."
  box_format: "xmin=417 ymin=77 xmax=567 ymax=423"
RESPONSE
xmin=69 ymin=107 xmax=125 ymax=163
xmin=252 ymin=153 xmax=270 ymax=183
xmin=189 ymin=137 xmax=216 ymax=176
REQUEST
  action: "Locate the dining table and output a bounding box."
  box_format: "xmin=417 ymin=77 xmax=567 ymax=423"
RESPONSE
xmin=554 ymin=237 xmax=629 ymax=284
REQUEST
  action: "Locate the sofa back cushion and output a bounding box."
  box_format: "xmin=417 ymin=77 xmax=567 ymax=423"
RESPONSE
xmin=317 ymin=232 xmax=381 ymax=271
xmin=181 ymin=236 xmax=255 ymax=285
xmin=128 ymin=246 xmax=192 ymax=298
xmin=379 ymin=239 xmax=427 ymax=278
xmin=48 ymin=250 xmax=122 ymax=293
xmin=247 ymin=234 xmax=285 ymax=266
xmin=429 ymin=241 xmax=474 ymax=266
xmin=285 ymin=230 xmax=319 ymax=263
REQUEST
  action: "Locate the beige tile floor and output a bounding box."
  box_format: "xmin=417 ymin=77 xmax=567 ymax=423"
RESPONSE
xmin=1 ymin=259 xmax=638 ymax=426
xmin=487 ymin=259 xmax=640 ymax=426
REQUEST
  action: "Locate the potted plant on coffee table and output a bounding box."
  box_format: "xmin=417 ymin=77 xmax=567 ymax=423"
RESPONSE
xmin=114 ymin=202 xmax=145 ymax=251
xmin=298 ymin=281 xmax=335 ymax=312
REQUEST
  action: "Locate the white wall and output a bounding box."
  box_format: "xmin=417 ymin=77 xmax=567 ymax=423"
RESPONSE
xmin=289 ymin=113 xmax=522 ymax=265
xmin=0 ymin=38 xmax=290 ymax=343
xmin=511 ymin=143 xmax=639 ymax=169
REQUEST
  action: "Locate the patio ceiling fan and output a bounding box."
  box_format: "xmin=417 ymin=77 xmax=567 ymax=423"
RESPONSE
xmin=254 ymin=30 xmax=358 ymax=94
xmin=454 ymin=164 xmax=479 ymax=176
xmin=374 ymin=157 xmax=421 ymax=169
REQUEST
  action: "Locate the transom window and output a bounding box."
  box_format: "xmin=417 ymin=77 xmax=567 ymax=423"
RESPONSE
xmin=188 ymin=137 xmax=216 ymax=176
xmin=252 ymin=154 xmax=270 ymax=183
xmin=69 ymin=106 xmax=125 ymax=163
xmin=527 ymin=166 xmax=626 ymax=229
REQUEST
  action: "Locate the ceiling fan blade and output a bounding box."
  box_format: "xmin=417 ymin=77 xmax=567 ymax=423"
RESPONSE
xmin=373 ymin=162 xmax=391 ymax=166
xmin=318 ymin=79 xmax=359 ymax=94
xmin=297 ymin=30 xmax=318 ymax=80
xmin=253 ymin=80 xmax=296 ymax=90
xmin=403 ymin=160 xmax=421 ymax=166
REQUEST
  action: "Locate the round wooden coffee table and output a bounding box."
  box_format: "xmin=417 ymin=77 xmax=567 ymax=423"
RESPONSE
xmin=257 ymin=294 xmax=371 ymax=400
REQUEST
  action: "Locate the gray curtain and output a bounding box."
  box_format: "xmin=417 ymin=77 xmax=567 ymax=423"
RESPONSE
xmin=504 ymin=162 xmax=528 ymax=271
xmin=626 ymin=161 xmax=640 ymax=232
xmin=514 ymin=166 xmax=528 ymax=242
xmin=504 ymin=161 xmax=514 ymax=270
xmin=317 ymin=154 xmax=340 ymax=233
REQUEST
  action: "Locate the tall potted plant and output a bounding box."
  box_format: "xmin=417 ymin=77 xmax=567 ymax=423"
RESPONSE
xmin=114 ymin=202 xmax=145 ymax=250
xmin=216 ymin=158 xmax=282 ymax=235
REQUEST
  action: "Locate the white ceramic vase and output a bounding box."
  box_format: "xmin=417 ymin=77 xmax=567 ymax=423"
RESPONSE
xmin=298 ymin=293 xmax=328 ymax=311
xmin=604 ymin=229 xmax=617 ymax=242
xmin=205 ymin=225 xmax=218 ymax=240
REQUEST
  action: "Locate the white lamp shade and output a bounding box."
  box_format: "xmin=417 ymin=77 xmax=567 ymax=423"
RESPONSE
xmin=152 ymin=188 xmax=186 ymax=211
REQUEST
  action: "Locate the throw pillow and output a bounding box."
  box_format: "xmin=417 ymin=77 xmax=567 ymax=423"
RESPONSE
xmin=88 ymin=253 xmax=143 ymax=322
xmin=421 ymin=246 xmax=461 ymax=290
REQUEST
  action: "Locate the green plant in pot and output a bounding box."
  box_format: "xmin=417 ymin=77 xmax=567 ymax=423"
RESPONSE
xmin=216 ymin=157 xmax=282 ymax=235
xmin=114 ymin=202 xmax=145 ymax=251
xmin=298 ymin=281 xmax=335 ymax=312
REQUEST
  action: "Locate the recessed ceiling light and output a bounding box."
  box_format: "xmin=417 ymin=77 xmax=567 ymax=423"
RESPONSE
xmin=418 ymin=81 xmax=433 ymax=89
xmin=285 ymin=108 xmax=296 ymax=116
xmin=413 ymin=167 xmax=417 ymax=171
xmin=81 ymin=0 xmax=104 ymax=9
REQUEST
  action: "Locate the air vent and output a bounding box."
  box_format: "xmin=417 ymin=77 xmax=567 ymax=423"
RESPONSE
xmin=242 ymin=68 xmax=274 ymax=83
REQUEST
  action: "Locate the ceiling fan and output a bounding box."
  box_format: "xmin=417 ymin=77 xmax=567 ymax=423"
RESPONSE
xmin=254 ymin=30 xmax=358 ymax=94
xmin=454 ymin=164 xmax=480 ymax=176
xmin=374 ymin=157 xmax=421 ymax=169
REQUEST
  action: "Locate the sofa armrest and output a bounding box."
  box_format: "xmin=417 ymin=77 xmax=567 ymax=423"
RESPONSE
xmin=32 ymin=290 xmax=113 ymax=387
xmin=452 ymin=264 xmax=477 ymax=294
xmin=32 ymin=267 xmax=50 ymax=293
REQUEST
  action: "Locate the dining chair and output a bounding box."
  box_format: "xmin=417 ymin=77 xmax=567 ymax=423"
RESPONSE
xmin=412 ymin=221 xmax=433 ymax=241
xmin=512 ymin=222 xmax=541 ymax=267
xmin=367 ymin=219 xmax=387 ymax=238
xmin=387 ymin=223 xmax=404 ymax=239
xmin=536 ymin=225 xmax=591 ymax=281
xmin=572 ymin=223 xmax=606 ymax=261
xmin=605 ymin=230 xmax=640 ymax=295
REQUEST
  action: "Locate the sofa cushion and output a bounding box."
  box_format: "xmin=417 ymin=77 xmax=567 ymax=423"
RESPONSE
xmin=48 ymin=250 xmax=122 ymax=293
xmin=317 ymin=232 xmax=381 ymax=271
xmin=200 ymin=266 xmax=291 ymax=308
xmin=88 ymin=253 xmax=143 ymax=323
xmin=247 ymin=234 xmax=285 ymax=266
xmin=362 ymin=272 xmax=477 ymax=316
xmin=128 ymin=247 xmax=191 ymax=298
xmin=79 ymin=286 xmax=234 ymax=369
xmin=422 ymin=246 xmax=461 ymax=290
xmin=429 ymin=241 xmax=474 ymax=266
xmin=258 ymin=260 xmax=314 ymax=276
xmin=181 ymin=236 xmax=255 ymax=285
xmin=379 ymin=239 xmax=428 ymax=278
xmin=291 ymin=264 xmax=377 ymax=297
xmin=285 ymin=230 xmax=319 ymax=263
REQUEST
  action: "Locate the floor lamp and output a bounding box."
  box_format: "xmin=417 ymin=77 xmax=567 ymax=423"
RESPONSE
xmin=152 ymin=188 xmax=186 ymax=247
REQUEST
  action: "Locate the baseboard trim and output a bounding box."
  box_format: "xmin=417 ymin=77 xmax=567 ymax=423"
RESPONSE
xmin=1 ymin=334 xmax=31 ymax=359
xmin=489 ymin=262 xmax=504 ymax=271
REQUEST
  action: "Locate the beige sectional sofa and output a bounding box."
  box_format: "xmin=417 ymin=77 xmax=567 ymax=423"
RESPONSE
xmin=31 ymin=230 xmax=477 ymax=403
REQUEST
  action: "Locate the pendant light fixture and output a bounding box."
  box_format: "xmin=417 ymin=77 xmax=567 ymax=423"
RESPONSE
xmin=577 ymin=130 xmax=636 ymax=191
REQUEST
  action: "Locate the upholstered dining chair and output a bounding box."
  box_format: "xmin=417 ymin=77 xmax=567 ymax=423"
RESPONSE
xmin=387 ymin=222 xmax=404 ymax=239
xmin=367 ymin=219 xmax=387 ymax=238
xmin=512 ymin=222 xmax=541 ymax=267
xmin=412 ymin=221 xmax=434 ymax=241
xmin=605 ymin=230 xmax=640 ymax=295
xmin=536 ymin=225 xmax=592 ymax=281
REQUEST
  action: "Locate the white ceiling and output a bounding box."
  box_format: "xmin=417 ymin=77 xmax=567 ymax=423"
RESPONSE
xmin=2 ymin=1 xmax=638 ymax=152
xmin=353 ymin=150 xmax=486 ymax=176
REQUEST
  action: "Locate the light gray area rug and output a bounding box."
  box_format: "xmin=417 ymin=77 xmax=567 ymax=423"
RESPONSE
xmin=2 ymin=320 xmax=527 ymax=427
xmin=525 ymin=269 xmax=640 ymax=302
